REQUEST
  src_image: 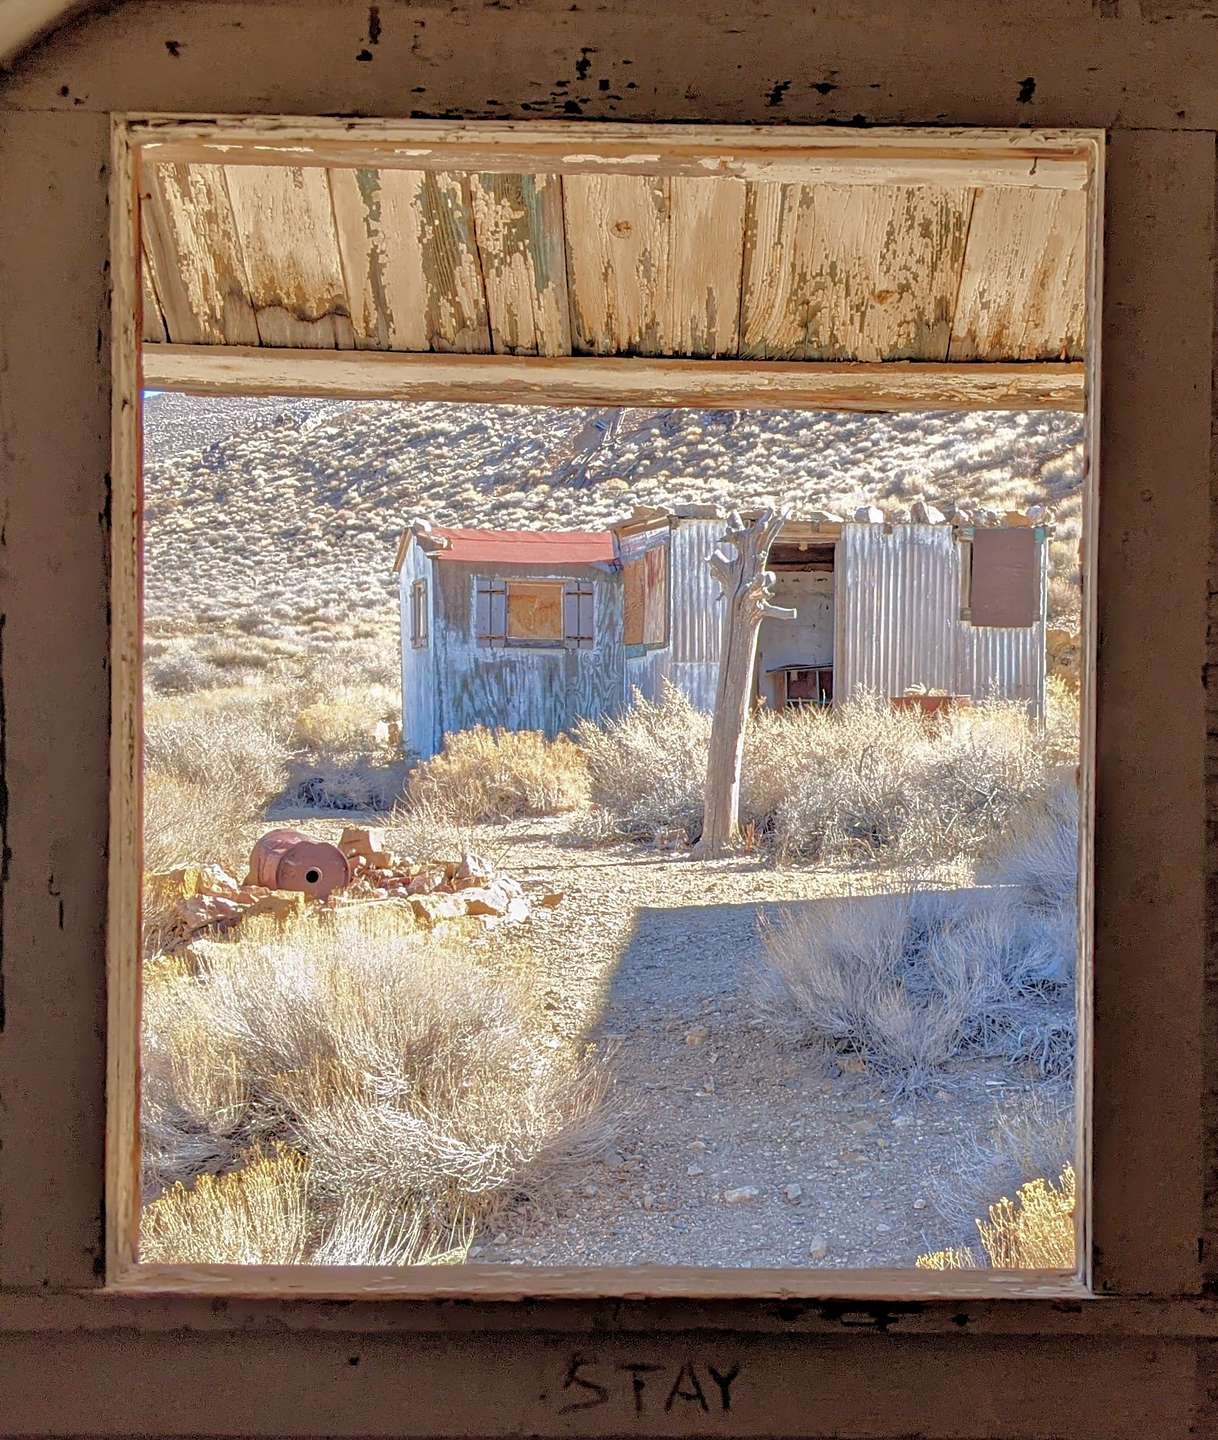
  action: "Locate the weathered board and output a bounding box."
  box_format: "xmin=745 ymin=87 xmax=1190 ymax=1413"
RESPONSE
xmin=329 ymin=167 xmax=431 ymax=351
xmin=222 ymin=164 xmax=354 ymax=348
xmin=470 ymin=172 xmax=570 ymax=355
xmin=563 ymin=172 xmax=671 ymax=355
xmin=739 ymin=182 xmax=974 ymax=360
xmin=139 ymin=162 xmax=259 ymax=345
xmin=666 ymin=176 xmax=747 ymax=356
xmin=949 ymin=186 xmax=1088 ymax=360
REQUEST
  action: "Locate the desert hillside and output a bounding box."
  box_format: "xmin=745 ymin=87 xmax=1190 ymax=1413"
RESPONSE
xmin=142 ymin=394 xmax=1084 ymax=650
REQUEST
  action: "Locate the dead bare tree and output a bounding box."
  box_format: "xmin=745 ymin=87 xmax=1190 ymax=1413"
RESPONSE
xmin=696 ymin=508 xmax=795 ymax=857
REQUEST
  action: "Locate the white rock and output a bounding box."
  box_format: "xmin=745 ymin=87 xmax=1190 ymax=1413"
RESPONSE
xmin=689 ymin=1139 xmax=708 ymax=1153
xmin=493 ymin=1232 xmax=508 ymax=1245
xmin=641 ymin=1192 xmax=655 ymax=1211
xmin=913 ymin=1198 xmax=927 ymax=1211
xmin=783 ymin=1183 xmax=803 ymax=1203
xmin=723 ymin=1186 xmax=761 ymax=1205
xmin=855 ymin=504 xmax=885 ymax=524
xmin=808 ymin=1236 xmax=830 ymax=1261
xmin=910 ymin=498 xmax=946 ymax=525
xmin=687 ymin=1163 xmax=705 ymax=1177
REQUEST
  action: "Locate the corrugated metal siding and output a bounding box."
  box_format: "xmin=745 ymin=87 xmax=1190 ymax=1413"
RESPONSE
xmin=836 ymin=523 xmax=1047 ymax=718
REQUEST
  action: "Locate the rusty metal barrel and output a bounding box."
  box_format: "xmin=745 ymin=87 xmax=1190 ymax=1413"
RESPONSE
xmin=247 ymin=828 xmax=350 ymax=900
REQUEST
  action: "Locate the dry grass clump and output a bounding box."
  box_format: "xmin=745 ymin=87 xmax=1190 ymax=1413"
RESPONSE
xmin=407 ymin=725 xmax=590 ymax=822
xmin=916 ymin=1163 xmax=1076 ymax=1271
xmin=755 ymin=784 xmax=1079 ymax=1092
xmin=141 ymin=1146 xmax=471 ymax=1266
xmin=142 ymin=909 xmax=614 ymax=1262
xmin=143 ymin=688 xmax=298 ymax=874
xmin=574 ymin=687 xmax=1073 ymax=864
xmin=574 ymin=684 xmax=711 ymax=841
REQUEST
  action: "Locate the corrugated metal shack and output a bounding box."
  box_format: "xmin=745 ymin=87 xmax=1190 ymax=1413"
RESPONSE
xmin=395 ymin=506 xmax=1050 ymax=759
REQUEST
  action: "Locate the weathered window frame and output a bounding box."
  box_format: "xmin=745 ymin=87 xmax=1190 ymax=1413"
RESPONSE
xmin=410 ymin=578 xmax=428 ymax=649
xmin=102 ymin=115 xmax=1112 ymax=1304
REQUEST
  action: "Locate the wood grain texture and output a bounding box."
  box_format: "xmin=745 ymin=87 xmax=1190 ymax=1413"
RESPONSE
xmin=470 ymin=172 xmax=570 ymax=355
xmin=414 ymin=171 xmax=491 ymax=352
xmin=107 ymin=116 xmax=142 ymax=1282
xmin=0 ymin=1327 xmax=1199 ymax=1440
xmin=666 ymin=176 xmax=746 ymax=356
xmin=140 ymin=345 xmax=1086 ymax=412
xmin=139 ymin=244 xmax=166 ymax=343
xmin=329 ymin=167 xmax=430 ymax=351
xmin=223 ymin=164 xmax=354 ymax=348
xmin=739 ymin=182 xmax=974 ymax=361
xmin=949 ymin=187 xmax=1088 ymax=360
xmin=118 ymin=117 xmax=1092 ymax=187
xmin=140 ymin=162 xmax=258 ymax=345
xmin=0 ymin=109 xmax=110 ymax=1289
xmin=563 ymin=172 xmax=671 ymax=355
xmin=1091 ymin=130 xmax=1210 ymax=1297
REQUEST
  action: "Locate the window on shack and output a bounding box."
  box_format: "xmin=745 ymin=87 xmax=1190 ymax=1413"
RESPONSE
xmin=623 ymin=540 xmax=669 ymax=648
xmin=961 ymin=525 xmax=1040 ymax=627
xmin=476 ymin=576 xmax=595 ymax=648
xmin=410 ymin=578 xmax=428 ymax=648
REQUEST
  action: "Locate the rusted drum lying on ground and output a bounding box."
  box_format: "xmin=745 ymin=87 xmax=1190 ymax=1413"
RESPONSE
xmin=247 ymin=828 xmax=350 ymax=900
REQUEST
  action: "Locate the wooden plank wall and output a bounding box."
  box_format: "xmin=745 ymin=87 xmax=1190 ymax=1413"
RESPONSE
xmin=433 ymin=562 xmax=624 ymax=738
xmin=139 ymin=162 xmax=1089 ymax=362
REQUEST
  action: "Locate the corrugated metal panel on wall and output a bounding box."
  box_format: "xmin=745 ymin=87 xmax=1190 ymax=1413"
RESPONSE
xmin=836 ymin=523 xmax=1047 ymax=718
xmin=670 ymin=519 xmax=726 ymax=666
xmin=837 ymin=523 xmax=960 ymax=702
xmin=399 ymin=541 xmax=438 ymax=759
xmin=620 ymin=517 xmax=725 ymax=711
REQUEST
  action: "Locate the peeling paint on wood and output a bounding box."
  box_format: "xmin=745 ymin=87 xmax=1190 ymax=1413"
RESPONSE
xmin=739 ymin=182 xmax=974 ymax=361
xmin=949 ymin=186 xmax=1088 ymax=360
xmin=470 ymin=172 xmax=570 ymax=356
xmin=563 ymin=172 xmax=671 ymax=355
xmin=140 ymin=162 xmax=259 ymax=345
xmin=223 ymin=164 xmax=354 ymax=348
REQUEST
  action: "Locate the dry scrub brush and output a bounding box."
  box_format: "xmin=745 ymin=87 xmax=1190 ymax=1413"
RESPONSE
xmin=575 ymin=684 xmax=1076 ymax=865
xmin=142 ymin=910 xmax=615 ymax=1263
xmin=916 ymin=1163 xmax=1076 ymax=1271
xmin=754 ymin=782 xmax=1078 ymax=1093
xmin=141 ymin=1146 xmax=470 ymax=1266
xmin=407 ymin=725 xmax=590 ymax=822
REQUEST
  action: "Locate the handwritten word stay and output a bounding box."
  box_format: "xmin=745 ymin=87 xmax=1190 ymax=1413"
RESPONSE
xmin=557 ymin=1355 xmax=741 ymax=1417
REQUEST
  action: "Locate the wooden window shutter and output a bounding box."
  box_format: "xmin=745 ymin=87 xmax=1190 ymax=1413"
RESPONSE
xmin=968 ymin=526 xmax=1039 ymax=627
xmin=564 ymin=580 xmax=594 ymax=648
xmin=475 ymin=577 xmax=507 ymax=646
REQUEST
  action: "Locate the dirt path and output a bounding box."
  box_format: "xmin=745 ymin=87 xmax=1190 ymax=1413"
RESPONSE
xmin=458 ymin=819 xmax=1030 ymax=1269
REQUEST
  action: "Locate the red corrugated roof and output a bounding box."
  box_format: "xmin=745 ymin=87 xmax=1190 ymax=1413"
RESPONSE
xmin=427 ymin=526 xmax=616 ymax=566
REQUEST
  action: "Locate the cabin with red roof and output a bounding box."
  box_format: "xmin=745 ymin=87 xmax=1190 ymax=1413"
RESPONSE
xmin=394 ymin=508 xmax=1050 ymax=761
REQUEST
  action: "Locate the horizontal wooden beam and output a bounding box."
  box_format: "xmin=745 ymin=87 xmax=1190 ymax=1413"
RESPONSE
xmin=141 ymin=345 xmax=1086 ymax=413
xmin=130 ymin=118 xmax=1096 ymax=190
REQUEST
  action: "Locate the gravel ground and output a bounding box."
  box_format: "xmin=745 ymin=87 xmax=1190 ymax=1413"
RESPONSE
xmin=443 ymin=817 xmax=1045 ymax=1270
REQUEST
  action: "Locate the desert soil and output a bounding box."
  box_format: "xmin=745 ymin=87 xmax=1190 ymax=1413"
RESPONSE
xmin=443 ymin=817 xmax=1037 ymax=1269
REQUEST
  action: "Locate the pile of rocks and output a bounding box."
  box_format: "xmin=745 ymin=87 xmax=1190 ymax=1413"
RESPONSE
xmin=146 ymin=826 xmax=562 ymax=949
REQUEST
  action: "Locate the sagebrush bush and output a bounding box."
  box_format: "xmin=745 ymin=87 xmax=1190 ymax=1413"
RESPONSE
xmin=928 ymin=1088 xmax=1074 ymax=1238
xmin=574 ymin=686 xmax=1075 ymax=863
xmin=916 ymin=1163 xmax=1076 ymax=1271
xmin=141 ymin=910 xmax=616 ymax=1261
xmin=756 ymin=880 xmax=1076 ymax=1094
xmin=574 ymin=685 xmax=710 ymax=841
xmin=407 ymin=725 xmax=590 ymax=822
xmin=141 ymin=1146 xmax=471 ymax=1266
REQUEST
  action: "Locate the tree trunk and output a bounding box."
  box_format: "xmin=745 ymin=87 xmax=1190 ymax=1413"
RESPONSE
xmin=696 ymin=509 xmax=795 ymax=857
